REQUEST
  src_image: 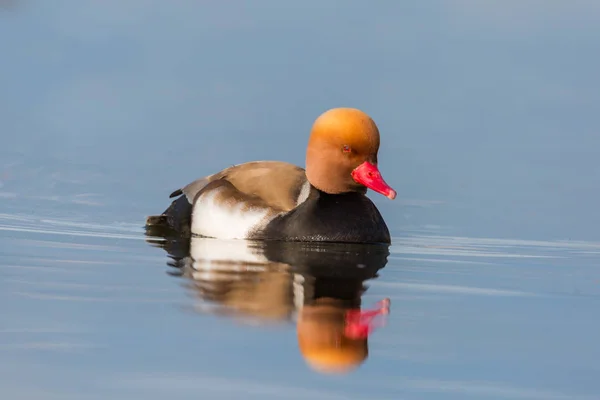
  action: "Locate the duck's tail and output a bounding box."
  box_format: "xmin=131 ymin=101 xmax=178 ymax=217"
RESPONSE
xmin=146 ymin=214 xmax=168 ymax=226
xmin=145 ymin=194 xmax=193 ymax=237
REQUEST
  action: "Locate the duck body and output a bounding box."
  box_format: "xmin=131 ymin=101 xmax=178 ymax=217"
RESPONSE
xmin=148 ymin=161 xmax=391 ymax=244
xmin=146 ymin=108 xmax=396 ymax=245
xmin=260 ymin=184 xmax=390 ymax=244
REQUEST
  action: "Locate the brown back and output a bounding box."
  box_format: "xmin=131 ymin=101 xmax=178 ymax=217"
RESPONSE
xmin=181 ymin=161 xmax=307 ymax=212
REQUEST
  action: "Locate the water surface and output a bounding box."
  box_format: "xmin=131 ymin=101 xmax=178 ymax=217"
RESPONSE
xmin=1 ymin=1 xmax=600 ymax=399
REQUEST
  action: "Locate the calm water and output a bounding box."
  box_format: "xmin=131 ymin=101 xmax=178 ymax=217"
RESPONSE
xmin=2 ymin=1 xmax=600 ymax=399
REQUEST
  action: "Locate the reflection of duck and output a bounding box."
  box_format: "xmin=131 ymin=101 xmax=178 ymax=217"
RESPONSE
xmin=146 ymin=232 xmax=391 ymax=374
xmin=146 ymin=108 xmax=396 ymax=244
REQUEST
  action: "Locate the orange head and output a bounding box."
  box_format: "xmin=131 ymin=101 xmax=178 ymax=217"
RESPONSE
xmin=305 ymin=108 xmax=396 ymax=199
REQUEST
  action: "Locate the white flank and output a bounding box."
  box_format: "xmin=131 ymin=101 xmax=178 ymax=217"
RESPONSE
xmin=191 ymin=189 xmax=273 ymax=240
xmin=296 ymin=180 xmax=311 ymax=205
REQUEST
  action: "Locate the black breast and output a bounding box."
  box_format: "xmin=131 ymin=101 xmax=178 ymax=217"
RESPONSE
xmin=258 ymin=188 xmax=391 ymax=244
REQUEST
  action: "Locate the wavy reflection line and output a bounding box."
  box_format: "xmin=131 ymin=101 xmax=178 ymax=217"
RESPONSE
xmin=0 ymin=225 xmax=144 ymax=240
xmin=371 ymin=281 xmax=536 ymax=297
xmin=392 ymin=378 xmax=595 ymax=400
xmin=13 ymin=291 xmax=175 ymax=303
xmin=122 ymin=374 xmax=369 ymax=400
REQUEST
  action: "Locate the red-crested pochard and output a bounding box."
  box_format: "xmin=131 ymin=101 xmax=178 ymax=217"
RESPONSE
xmin=146 ymin=107 xmax=396 ymax=244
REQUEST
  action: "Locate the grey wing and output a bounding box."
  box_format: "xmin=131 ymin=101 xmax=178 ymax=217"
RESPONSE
xmin=174 ymin=176 xmax=211 ymax=203
xmin=147 ymin=176 xmax=212 ymax=236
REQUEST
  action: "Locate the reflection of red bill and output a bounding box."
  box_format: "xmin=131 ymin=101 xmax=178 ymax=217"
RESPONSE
xmin=344 ymin=298 xmax=391 ymax=339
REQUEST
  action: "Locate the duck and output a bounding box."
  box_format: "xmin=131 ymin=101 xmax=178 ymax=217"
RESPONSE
xmin=145 ymin=107 xmax=397 ymax=244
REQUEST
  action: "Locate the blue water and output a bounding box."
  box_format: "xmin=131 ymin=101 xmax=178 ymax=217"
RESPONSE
xmin=1 ymin=1 xmax=599 ymax=399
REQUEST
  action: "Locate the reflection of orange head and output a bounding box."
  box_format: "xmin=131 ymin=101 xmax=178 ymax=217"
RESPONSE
xmin=296 ymin=300 xmax=368 ymax=374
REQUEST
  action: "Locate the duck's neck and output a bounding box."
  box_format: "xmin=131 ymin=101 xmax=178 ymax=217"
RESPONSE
xmin=307 ymin=184 xmax=367 ymax=201
xmin=261 ymin=185 xmax=391 ymax=244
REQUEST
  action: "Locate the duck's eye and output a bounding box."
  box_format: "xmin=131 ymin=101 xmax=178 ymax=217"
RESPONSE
xmin=342 ymin=145 xmax=352 ymax=153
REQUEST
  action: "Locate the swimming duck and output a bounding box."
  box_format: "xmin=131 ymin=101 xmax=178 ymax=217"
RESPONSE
xmin=146 ymin=107 xmax=396 ymax=244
